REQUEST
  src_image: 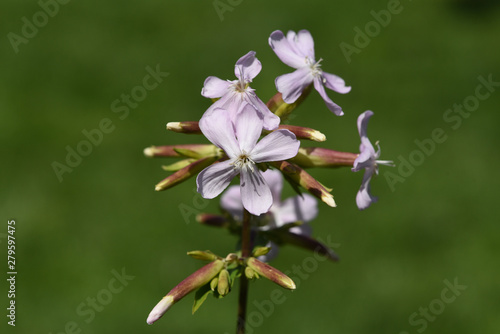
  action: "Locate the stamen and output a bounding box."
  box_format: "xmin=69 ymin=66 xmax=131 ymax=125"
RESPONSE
xmin=230 ymin=151 xmax=256 ymax=172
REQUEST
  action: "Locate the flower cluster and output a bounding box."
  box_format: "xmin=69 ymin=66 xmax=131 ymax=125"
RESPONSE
xmin=143 ymin=29 xmax=393 ymax=327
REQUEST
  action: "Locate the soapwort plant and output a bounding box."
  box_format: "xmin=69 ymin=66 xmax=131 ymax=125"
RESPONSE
xmin=143 ymin=29 xmax=394 ymax=333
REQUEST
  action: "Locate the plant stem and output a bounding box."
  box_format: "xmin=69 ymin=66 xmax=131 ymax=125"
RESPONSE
xmin=237 ymin=209 xmax=252 ymax=334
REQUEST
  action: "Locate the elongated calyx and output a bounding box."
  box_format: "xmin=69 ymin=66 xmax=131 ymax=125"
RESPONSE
xmin=146 ymin=259 xmax=224 ymax=325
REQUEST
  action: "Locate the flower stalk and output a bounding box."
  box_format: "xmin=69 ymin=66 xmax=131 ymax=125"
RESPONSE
xmin=237 ymin=209 xmax=252 ymax=334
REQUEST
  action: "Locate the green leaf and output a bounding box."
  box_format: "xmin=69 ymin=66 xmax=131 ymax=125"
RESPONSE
xmin=228 ymin=267 xmax=242 ymax=287
xmin=192 ymin=283 xmax=213 ymax=314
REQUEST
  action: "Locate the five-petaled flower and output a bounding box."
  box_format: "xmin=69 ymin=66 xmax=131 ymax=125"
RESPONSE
xmin=220 ymin=169 xmax=317 ymax=261
xmin=196 ymin=103 xmax=300 ymax=216
xmin=269 ymin=29 xmax=351 ymax=116
xmin=201 ymin=51 xmax=280 ymax=131
xmin=351 ymin=110 xmax=394 ymax=210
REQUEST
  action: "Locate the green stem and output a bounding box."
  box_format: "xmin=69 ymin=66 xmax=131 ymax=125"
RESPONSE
xmin=237 ymin=209 xmax=252 ymax=334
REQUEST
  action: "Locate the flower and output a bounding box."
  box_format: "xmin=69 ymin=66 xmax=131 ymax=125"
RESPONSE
xmin=220 ymin=169 xmax=317 ymax=261
xmin=351 ymin=110 xmax=394 ymax=210
xmin=201 ymin=51 xmax=280 ymax=131
xmin=196 ymin=103 xmax=300 ymax=216
xmin=268 ymin=29 xmax=351 ymax=116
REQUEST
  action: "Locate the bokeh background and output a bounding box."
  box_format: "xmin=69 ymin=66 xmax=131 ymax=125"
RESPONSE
xmin=1 ymin=0 xmax=499 ymax=333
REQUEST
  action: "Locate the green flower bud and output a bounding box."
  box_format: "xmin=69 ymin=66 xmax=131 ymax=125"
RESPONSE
xmin=155 ymin=156 xmax=217 ymax=191
xmin=270 ymin=160 xmax=336 ymax=207
xmin=252 ymin=246 xmax=271 ymax=257
xmin=247 ymin=257 xmax=296 ymax=290
xmin=187 ymin=250 xmax=218 ymax=261
xmin=146 ymin=259 xmax=224 ymax=325
xmin=217 ymin=269 xmax=230 ymax=296
xmin=210 ymin=277 xmax=218 ymax=291
xmin=291 ymin=147 xmax=358 ymax=168
xmin=245 ymin=266 xmax=258 ymax=280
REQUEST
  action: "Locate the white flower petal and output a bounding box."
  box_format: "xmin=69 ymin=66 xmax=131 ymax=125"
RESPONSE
xmin=247 ymin=95 xmax=280 ymax=131
xmin=276 ymin=194 xmax=318 ymax=226
xmin=251 ymin=130 xmax=299 ymax=163
xmin=201 ymin=76 xmax=231 ymax=98
xmin=220 ymin=185 xmax=244 ymax=221
xmin=275 ymin=67 xmax=314 ymax=104
xmin=357 ymin=110 xmax=374 ymax=139
xmin=269 ymin=30 xmax=306 ymax=69
xmin=356 ymin=167 xmax=378 ymax=210
xmin=199 ymin=107 xmax=240 ymax=158
xmin=235 ymin=51 xmax=261 ymax=83
xmin=313 ymin=77 xmax=344 ymax=116
xmin=295 ymin=29 xmax=315 ymax=59
xmin=240 ymin=168 xmax=273 ymax=216
xmin=322 ymin=72 xmax=352 ymax=94
xmin=261 ymin=170 xmax=283 ymax=205
xmin=196 ymin=161 xmax=239 ymax=199
xmin=235 ymin=103 xmax=263 ymax=153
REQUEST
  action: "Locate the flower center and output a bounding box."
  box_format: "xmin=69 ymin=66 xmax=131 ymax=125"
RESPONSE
xmin=231 ymin=151 xmax=255 ymax=172
xmin=306 ymin=57 xmax=323 ymax=77
xmin=232 ymin=79 xmax=249 ymax=93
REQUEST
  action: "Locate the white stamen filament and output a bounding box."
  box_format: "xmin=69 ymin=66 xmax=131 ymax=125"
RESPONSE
xmin=306 ymin=57 xmax=323 ymax=78
xmin=230 ymin=151 xmax=256 ymax=172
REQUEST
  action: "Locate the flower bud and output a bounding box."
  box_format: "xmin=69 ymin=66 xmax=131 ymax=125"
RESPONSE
xmin=270 ymin=161 xmax=336 ymax=207
xmin=146 ymin=259 xmax=224 ymax=325
xmin=264 ymin=125 xmax=326 ymax=142
xmin=217 ymin=269 xmax=230 ymax=296
xmin=291 ymin=147 xmax=358 ymax=168
xmin=269 ymin=230 xmax=339 ymax=262
xmin=244 ymin=266 xmax=258 ymax=280
xmin=143 ymin=144 xmax=217 ymax=158
xmin=247 ymin=257 xmax=296 ymax=290
xmin=252 ymin=246 xmax=271 ymax=257
xmin=166 ymin=121 xmax=201 ymax=134
xmin=187 ymin=250 xmax=218 ymax=261
xmin=155 ymin=156 xmax=217 ymax=191
xmin=162 ymin=159 xmax=196 ymax=172
xmin=196 ymin=213 xmax=229 ymax=228
xmin=266 ymin=84 xmax=313 ymax=121
xmin=210 ymin=277 xmax=218 ymax=291
xmin=225 ymin=253 xmax=239 ymax=263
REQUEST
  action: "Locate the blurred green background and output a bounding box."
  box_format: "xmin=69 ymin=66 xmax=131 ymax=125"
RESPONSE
xmin=1 ymin=0 xmax=499 ymax=333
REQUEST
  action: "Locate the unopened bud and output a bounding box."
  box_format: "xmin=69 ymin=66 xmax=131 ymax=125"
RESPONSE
xmin=155 ymin=156 xmax=217 ymax=191
xmin=225 ymin=253 xmax=239 ymax=263
xmin=217 ymin=269 xmax=230 ymax=296
xmin=247 ymin=257 xmax=296 ymax=290
xmin=271 ymin=230 xmax=339 ymax=262
xmin=270 ymin=161 xmax=336 ymax=207
xmin=143 ymin=144 xmax=217 ymax=158
xmin=210 ymin=277 xmax=218 ymax=291
xmin=252 ymin=246 xmax=271 ymax=257
xmin=162 ymin=159 xmax=196 ymax=172
xmin=266 ymin=125 xmax=326 ymax=142
xmin=291 ymin=147 xmax=358 ymax=168
xmin=245 ymin=266 xmax=258 ymax=280
xmin=146 ymin=259 xmax=224 ymax=325
xmin=166 ymin=121 xmax=201 ymax=134
xmin=266 ymin=84 xmax=313 ymax=121
xmin=187 ymin=250 xmax=218 ymax=261
xmin=196 ymin=213 xmax=229 ymax=228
